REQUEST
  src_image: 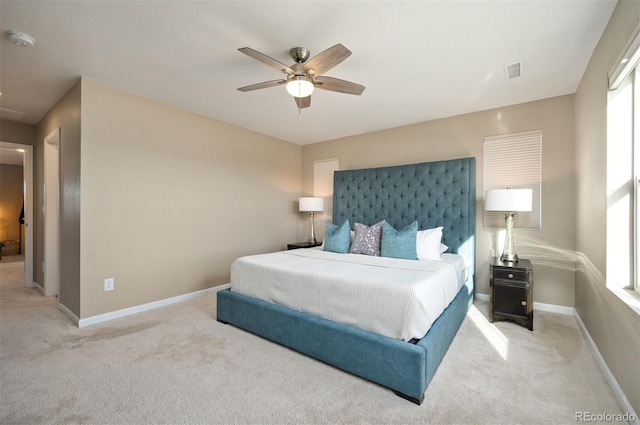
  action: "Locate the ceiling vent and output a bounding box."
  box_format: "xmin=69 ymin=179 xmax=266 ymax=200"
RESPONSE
xmin=0 ymin=108 xmax=27 ymax=121
xmin=504 ymin=62 xmax=522 ymax=80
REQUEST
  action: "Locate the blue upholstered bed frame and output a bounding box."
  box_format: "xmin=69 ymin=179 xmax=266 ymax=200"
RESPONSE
xmin=217 ymin=157 xmax=476 ymax=404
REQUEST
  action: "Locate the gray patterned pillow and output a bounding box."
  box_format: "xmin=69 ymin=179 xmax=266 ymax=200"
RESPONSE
xmin=350 ymin=220 xmax=385 ymax=256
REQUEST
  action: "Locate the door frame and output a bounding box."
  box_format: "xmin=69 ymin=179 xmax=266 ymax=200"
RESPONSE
xmin=43 ymin=128 xmax=60 ymax=297
xmin=0 ymin=141 xmax=34 ymax=287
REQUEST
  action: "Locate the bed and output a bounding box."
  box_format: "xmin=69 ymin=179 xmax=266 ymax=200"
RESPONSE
xmin=217 ymin=157 xmax=476 ymax=404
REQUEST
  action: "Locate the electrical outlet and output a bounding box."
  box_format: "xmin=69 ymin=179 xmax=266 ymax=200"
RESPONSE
xmin=104 ymin=278 xmax=114 ymax=291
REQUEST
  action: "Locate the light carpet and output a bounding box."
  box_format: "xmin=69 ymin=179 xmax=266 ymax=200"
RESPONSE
xmin=0 ymin=260 xmax=625 ymax=424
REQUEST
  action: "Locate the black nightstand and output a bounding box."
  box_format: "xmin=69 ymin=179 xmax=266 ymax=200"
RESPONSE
xmin=287 ymin=241 xmax=322 ymax=250
xmin=489 ymin=257 xmax=534 ymax=331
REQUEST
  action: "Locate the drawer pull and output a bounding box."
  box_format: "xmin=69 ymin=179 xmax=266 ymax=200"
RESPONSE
xmin=521 ymin=301 xmax=527 ymax=306
xmin=508 ymin=273 xmax=514 ymax=279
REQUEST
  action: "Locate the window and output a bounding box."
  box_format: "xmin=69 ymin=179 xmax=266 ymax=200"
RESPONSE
xmin=483 ymin=131 xmax=542 ymax=230
xmin=313 ymin=158 xmax=339 ymax=221
xmin=607 ymin=23 xmax=640 ymax=295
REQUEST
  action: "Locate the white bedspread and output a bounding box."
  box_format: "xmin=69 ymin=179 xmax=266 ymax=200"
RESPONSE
xmin=230 ymin=248 xmax=465 ymax=341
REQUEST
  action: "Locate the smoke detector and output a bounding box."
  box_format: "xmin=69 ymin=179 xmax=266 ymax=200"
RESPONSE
xmin=7 ymin=31 xmax=35 ymax=47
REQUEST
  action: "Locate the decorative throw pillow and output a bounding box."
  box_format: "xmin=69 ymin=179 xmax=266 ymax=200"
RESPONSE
xmin=381 ymin=221 xmax=418 ymax=260
xmin=321 ymin=230 xmax=355 ymax=249
xmin=323 ymin=219 xmax=351 ymax=253
xmin=350 ymin=220 xmax=385 ymax=256
xmin=416 ymin=226 xmax=444 ymax=260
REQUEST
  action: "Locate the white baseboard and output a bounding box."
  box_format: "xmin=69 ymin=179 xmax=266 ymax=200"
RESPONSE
xmin=77 ymin=284 xmax=231 ymax=328
xmin=475 ymin=293 xmax=489 ymax=302
xmin=33 ymin=281 xmax=44 ymax=295
xmin=532 ymin=301 xmax=575 ymax=315
xmin=475 ymin=293 xmax=575 ymax=315
xmin=574 ymin=312 xmax=639 ymax=425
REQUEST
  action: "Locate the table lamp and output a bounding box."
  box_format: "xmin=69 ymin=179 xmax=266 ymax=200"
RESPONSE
xmin=299 ymin=197 xmax=324 ymax=243
xmin=485 ymin=188 xmax=533 ymax=262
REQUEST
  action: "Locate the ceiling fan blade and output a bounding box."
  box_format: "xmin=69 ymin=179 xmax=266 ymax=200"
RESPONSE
xmin=314 ymin=76 xmax=365 ymax=95
xmin=237 ymin=79 xmax=286 ymax=92
xmin=303 ymin=44 xmax=351 ymax=76
xmin=295 ymin=96 xmax=311 ymax=109
xmin=238 ymin=47 xmax=295 ymax=75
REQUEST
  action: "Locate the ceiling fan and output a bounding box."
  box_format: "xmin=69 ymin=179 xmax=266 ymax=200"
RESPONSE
xmin=237 ymin=43 xmax=365 ymax=109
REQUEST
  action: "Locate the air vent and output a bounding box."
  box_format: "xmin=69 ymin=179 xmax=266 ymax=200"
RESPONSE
xmin=0 ymin=108 xmax=26 ymax=121
xmin=504 ymin=62 xmax=522 ymax=80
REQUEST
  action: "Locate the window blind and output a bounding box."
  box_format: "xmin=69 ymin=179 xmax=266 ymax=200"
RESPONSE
xmin=484 ymin=131 xmax=542 ymax=229
xmin=313 ymin=158 xmax=339 ymax=219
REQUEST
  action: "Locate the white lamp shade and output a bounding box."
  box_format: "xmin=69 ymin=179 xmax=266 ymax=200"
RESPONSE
xmin=286 ymin=77 xmax=314 ymax=98
xmin=299 ymin=197 xmax=324 ymax=212
xmin=484 ymin=189 xmax=533 ymax=212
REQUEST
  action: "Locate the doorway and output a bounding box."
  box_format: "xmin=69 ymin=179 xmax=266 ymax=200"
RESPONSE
xmin=0 ymin=141 xmax=34 ymax=288
xmin=43 ymin=128 xmax=60 ymax=297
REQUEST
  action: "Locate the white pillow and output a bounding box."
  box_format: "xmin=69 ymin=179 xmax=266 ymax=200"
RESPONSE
xmin=416 ymin=227 xmax=444 ymax=260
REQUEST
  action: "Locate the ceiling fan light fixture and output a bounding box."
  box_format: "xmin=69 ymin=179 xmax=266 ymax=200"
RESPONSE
xmin=286 ymin=76 xmax=314 ymax=98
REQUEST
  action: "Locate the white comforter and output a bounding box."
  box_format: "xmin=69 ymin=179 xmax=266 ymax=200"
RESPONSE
xmin=230 ymin=248 xmax=465 ymax=341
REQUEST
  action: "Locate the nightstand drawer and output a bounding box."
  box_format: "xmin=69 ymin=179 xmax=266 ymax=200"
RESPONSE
xmin=493 ymin=269 xmax=527 ymax=282
xmin=493 ymin=278 xmax=529 ymax=289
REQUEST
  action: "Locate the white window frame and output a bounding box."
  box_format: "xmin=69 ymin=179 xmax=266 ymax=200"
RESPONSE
xmin=607 ymin=21 xmax=640 ymax=298
xmin=634 ymin=66 xmax=640 ymax=294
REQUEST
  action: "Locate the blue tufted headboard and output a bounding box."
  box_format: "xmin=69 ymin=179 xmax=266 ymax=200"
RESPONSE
xmin=333 ymin=157 xmax=476 ymax=280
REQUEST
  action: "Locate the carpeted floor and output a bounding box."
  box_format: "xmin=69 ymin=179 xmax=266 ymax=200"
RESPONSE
xmin=0 ymin=260 xmax=625 ymax=424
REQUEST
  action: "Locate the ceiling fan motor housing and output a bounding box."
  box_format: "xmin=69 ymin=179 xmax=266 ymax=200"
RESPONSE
xmin=289 ymin=47 xmax=310 ymax=63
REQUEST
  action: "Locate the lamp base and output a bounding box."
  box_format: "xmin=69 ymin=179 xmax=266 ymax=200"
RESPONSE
xmin=307 ymin=211 xmax=316 ymax=244
xmin=500 ymin=212 xmax=519 ymax=263
xmin=500 ymin=253 xmax=519 ymax=263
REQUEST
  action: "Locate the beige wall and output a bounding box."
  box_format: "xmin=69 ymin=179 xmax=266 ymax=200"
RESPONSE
xmin=79 ymin=78 xmax=301 ymax=318
xmin=575 ymin=0 xmax=640 ymax=414
xmin=36 ymin=79 xmax=82 ymax=315
xmin=0 ymin=119 xmax=36 ymax=146
xmin=0 ymin=164 xmax=24 ymax=241
xmin=302 ymin=95 xmax=576 ymax=307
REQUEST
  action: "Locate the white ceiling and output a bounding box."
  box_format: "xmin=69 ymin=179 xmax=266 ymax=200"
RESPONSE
xmin=0 ymin=1 xmax=616 ymax=145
